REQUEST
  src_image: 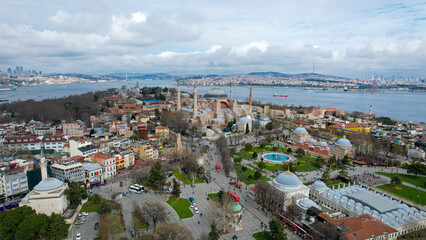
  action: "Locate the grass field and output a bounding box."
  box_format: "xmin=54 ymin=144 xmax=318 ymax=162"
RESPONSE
xmin=208 ymin=192 xmax=219 ymax=200
xmin=233 ymin=146 xmax=287 ymax=160
xmin=376 ymin=172 xmax=426 ymax=188
xmin=133 ymin=213 xmax=149 ymax=229
xmin=294 ymin=155 xmax=321 ymax=172
xmin=377 ymin=184 xmax=426 ymax=206
xmin=173 ymin=169 xmax=204 ymax=184
xmin=253 ymin=231 xmax=268 ymax=240
xmin=254 ymin=162 xmax=284 ymax=172
xmin=81 ymin=197 xmax=120 ymax=213
xmin=234 ymin=164 xmax=270 ymax=185
xmin=166 ymin=197 xmax=194 ymax=219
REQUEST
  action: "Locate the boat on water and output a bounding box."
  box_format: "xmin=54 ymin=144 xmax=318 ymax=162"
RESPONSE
xmin=0 ymin=98 xmax=8 ymax=102
xmin=273 ymin=94 xmax=288 ymax=97
xmin=0 ymin=86 xmax=17 ymax=91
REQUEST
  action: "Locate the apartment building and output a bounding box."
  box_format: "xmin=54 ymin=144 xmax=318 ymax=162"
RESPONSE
xmin=62 ymin=121 xmax=85 ymax=137
xmin=50 ymin=160 xmax=84 ymax=183
xmin=4 ymin=167 xmax=28 ymax=199
xmin=88 ymin=153 xmax=116 ymax=179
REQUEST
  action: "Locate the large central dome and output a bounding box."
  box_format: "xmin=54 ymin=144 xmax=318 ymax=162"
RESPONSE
xmin=273 ymin=171 xmax=302 ymax=189
xmin=204 ymin=87 xmax=227 ymax=98
xmin=34 ymin=177 xmax=64 ymax=191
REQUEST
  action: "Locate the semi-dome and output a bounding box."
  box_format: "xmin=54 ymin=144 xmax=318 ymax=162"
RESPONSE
xmin=306 ymin=138 xmax=317 ymax=143
xmin=34 ymin=177 xmax=64 ymax=191
xmin=336 ymin=135 xmax=352 ymax=147
xmin=311 ymin=180 xmax=328 ymax=191
xmin=204 ymin=87 xmax=227 ymax=98
xmin=258 ymin=114 xmax=271 ymax=122
xmin=299 ymin=198 xmax=319 ymax=210
xmin=273 ymin=171 xmax=302 ymax=188
xmin=294 ymin=127 xmax=308 ymax=134
xmin=238 ymin=117 xmax=251 ymax=124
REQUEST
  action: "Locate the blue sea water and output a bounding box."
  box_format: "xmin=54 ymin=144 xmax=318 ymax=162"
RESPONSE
xmin=0 ymin=80 xmax=424 ymax=123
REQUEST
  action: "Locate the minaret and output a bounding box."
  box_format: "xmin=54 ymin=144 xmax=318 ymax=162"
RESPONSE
xmin=369 ymin=105 xmax=373 ymax=115
xmin=249 ymin=86 xmax=253 ymax=112
xmin=230 ymin=85 xmax=233 ymax=101
xmin=177 ymin=84 xmax=181 ymax=111
xmin=40 ymin=148 xmax=48 ymax=180
xmin=193 ymin=86 xmax=198 ymax=118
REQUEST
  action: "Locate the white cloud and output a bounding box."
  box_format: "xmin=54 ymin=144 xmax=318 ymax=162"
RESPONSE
xmin=0 ymin=1 xmax=425 ymax=77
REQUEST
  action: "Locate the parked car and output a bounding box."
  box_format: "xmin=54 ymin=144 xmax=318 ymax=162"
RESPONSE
xmin=194 ymin=207 xmax=200 ymax=214
xmin=94 ymin=222 xmax=99 ymax=230
xmin=76 ymin=233 xmax=81 ymax=240
xmin=189 ymin=197 xmax=195 ymax=203
xmin=81 ymin=212 xmax=88 ymax=216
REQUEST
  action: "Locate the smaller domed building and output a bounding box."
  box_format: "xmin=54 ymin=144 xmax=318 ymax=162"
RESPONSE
xmin=289 ymin=126 xmax=311 ymax=143
xmin=331 ymin=135 xmax=355 ymax=159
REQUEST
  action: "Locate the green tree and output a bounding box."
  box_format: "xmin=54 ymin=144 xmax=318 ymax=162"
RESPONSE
xmin=391 ymin=176 xmax=402 ymax=186
xmin=295 ymin=148 xmax=305 ymax=157
xmin=97 ymin=201 xmax=111 ymax=215
xmin=266 ymin=122 xmax=273 ymax=130
xmin=129 ymin=135 xmax=138 ymax=141
xmin=254 ymin=170 xmax=262 ymax=180
xmin=15 ymin=214 xmax=42 ymax=240
xmin=245 ymin=143 xmax=253 ymax=151
xmin=46 ymin=213 xmax=69 ymax=240
xmin=286 ymin=148 xmax=292 ymax=154
xmin=322 ymin=170 xmax=331 ymax=180
xmin=147 ymin=162 xmax=167 ymax=190
xmin=339 ymin=168 xmax=349 ymax=179
xmin=0 ymin=206 xmax=35 ymax=240
xmin=241 ymin=166 xmax=248 ymax=172
xmin=260 ymin=143 xmax=267 ymax=149
xmin=258 ymin=162 xmax=267 ymax=169
xmin=217 ymin=190 xmax=224 ymax=202
xmin=265 ymin=219 xmax=287 ymax=240
xmin=208 ymin=222 xmax=220 ymax=240
xmin=328 ymin=156 xmax=337 ymax=170
xmin=245 ymin=124 xmax=250 ymax=134
xmin=272 ymin=146 xmax=278 ymax=151
xmin=172 ymin=178 xmax=181 ymax=198
xmin=252 ymin=152 xmax=258 ymax=159
xmin=317 ymin=156 xmax=326 ymax=168
xmin=91 ymin=193 xmax=102 ymax=204
xmin=342 ymin=154 xmax=350 ymax=164
xmin=65 ymin=181 xmax=88 ymax=207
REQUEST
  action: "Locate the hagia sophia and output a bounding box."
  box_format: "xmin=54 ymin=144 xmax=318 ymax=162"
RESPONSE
xmin=177 ymin=85 xmax=254 ymax=130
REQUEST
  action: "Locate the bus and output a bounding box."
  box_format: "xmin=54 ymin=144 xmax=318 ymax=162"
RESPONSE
xmin=129 ymin=185 xmax=143 ymax=193
xmin=216 ymin=162 xmax=220 ymax=170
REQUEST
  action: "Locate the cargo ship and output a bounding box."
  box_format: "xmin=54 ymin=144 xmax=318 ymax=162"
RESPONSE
xmin=273 ymin=94 xmax=288 ymax=97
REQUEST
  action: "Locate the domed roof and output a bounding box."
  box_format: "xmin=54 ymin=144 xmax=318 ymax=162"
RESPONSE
xmin=204 ymin=87 xmax=227 ymax=98
xmin=238 ymin=117 xmax=251 ymax=124
xmin=336 ymin=135 xmax=352 ymax=147
xmin=274 ymin=171 xmax=302 ymax=188
xmin=294 ymin=127 xmax=308 ymax=134
xmin=258 ymin=114 xmax=271 ymax=122
xmin=311 ymin=180 xmax=328 ymax=190
xmin=306 ymin=138 xmax=317 ymax=143
xmin=299 ymin=198 xmax=319 ymax=209
xmin=34 ymin=177 xmax=64 ymax=191
xmin=319 ymin=141 xmax=328 ymax=146
xmin=227 ymin=202 xmax=243 ymax=212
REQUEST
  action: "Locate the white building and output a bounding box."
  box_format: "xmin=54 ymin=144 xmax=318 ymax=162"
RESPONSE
xmin=82 ymin=162 xmax=103 ymax=183
xmin=69 ymin=139 xmax=93 ymax=157
xmin=33 ymin=126 xmax=56 ymax=136
xmin=20 ymin=154 xmax=68 ymax=215
xmin=4 ymin=167 xmax=28 ymax=199
xmin=42 ymin=135 xmax=68 ymax=152
xmin=88 ymin=153 xmax=116 ymax=179
xmin=51 ymin=160 xmax=84 ymax=183
xmin=2 ymin=136 xmax=42 ymax=151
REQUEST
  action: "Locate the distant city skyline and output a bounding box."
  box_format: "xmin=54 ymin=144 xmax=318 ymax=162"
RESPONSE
xmin=0 ymin=1 xmax=425 ymax=78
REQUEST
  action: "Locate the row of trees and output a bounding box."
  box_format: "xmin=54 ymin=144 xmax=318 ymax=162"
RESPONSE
xmin=0 ymin=206 xmax=68 ymax=240
xmin=216 ymin=136 xmax=233 ymax=176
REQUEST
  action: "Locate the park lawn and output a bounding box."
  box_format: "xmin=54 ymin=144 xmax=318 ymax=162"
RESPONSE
xmin=253 ymin=231 xmax=268 ymax=240
xmin=294 ymin=155 xmax=321 ymax=172
xmin=133 ymin=213 xmax=149 ymax=229
xmin=101 ymin=214 xmax=124 ymax=233
xmin=208 ymin=192 xmax=219 ymax=200
xmin=81 ymin=197 xmax=120 ymax=213
xmin=234 ymin=164 xmax=270 ymax=185
xmin=323 ymin=179 xmax=345 ymax=188
xmin=377 ymin=184 xmax=426 ymax=206
xmin=166 ymin=197 xmax=194 ymax=219
xmin=376 ymin=172 xmax=426 ymax=188
xmin=173 ymin=169 xmax=204 ymax=184
xmin=254 ymin=162 xmax=284 ymax=172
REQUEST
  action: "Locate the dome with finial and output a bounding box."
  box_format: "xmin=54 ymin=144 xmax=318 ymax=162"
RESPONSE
xmin=273 ymin=171 xmax=303 ymax=189
xmin=294 ymin=127 xmax=308 ymax=134
xmin=336 ymin=135 xmax=352 ymax=147
xmin=204 ymin=87 xmax=227 ymax=98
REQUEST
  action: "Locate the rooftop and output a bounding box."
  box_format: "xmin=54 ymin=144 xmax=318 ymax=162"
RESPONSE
xmin=346 ymin=191 xmax=398 ymax=214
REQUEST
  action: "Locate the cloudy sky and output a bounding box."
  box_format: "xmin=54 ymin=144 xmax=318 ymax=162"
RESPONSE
xmin=1 ymin=0 xmax=425 ymax=78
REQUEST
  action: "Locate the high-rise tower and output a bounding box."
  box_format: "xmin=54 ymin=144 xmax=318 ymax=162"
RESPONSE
xmin=249 ymin=86 xmax=253 ymax=112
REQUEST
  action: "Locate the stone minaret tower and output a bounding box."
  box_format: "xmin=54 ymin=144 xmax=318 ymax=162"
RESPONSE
xmin=230 ymin=85 xmax=233 ymax=101
xmin=193 ymin=86 xmax=198 ymax=118
xmin=249 ymin=86 xmax=253 ymax=112
xmin=40 ymin=148 xmax=48 ymax=180
xmin=369 ymin=105 xmax=373 ymax=115
xmin=177 ymin=84 xmax=181 ymax=111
